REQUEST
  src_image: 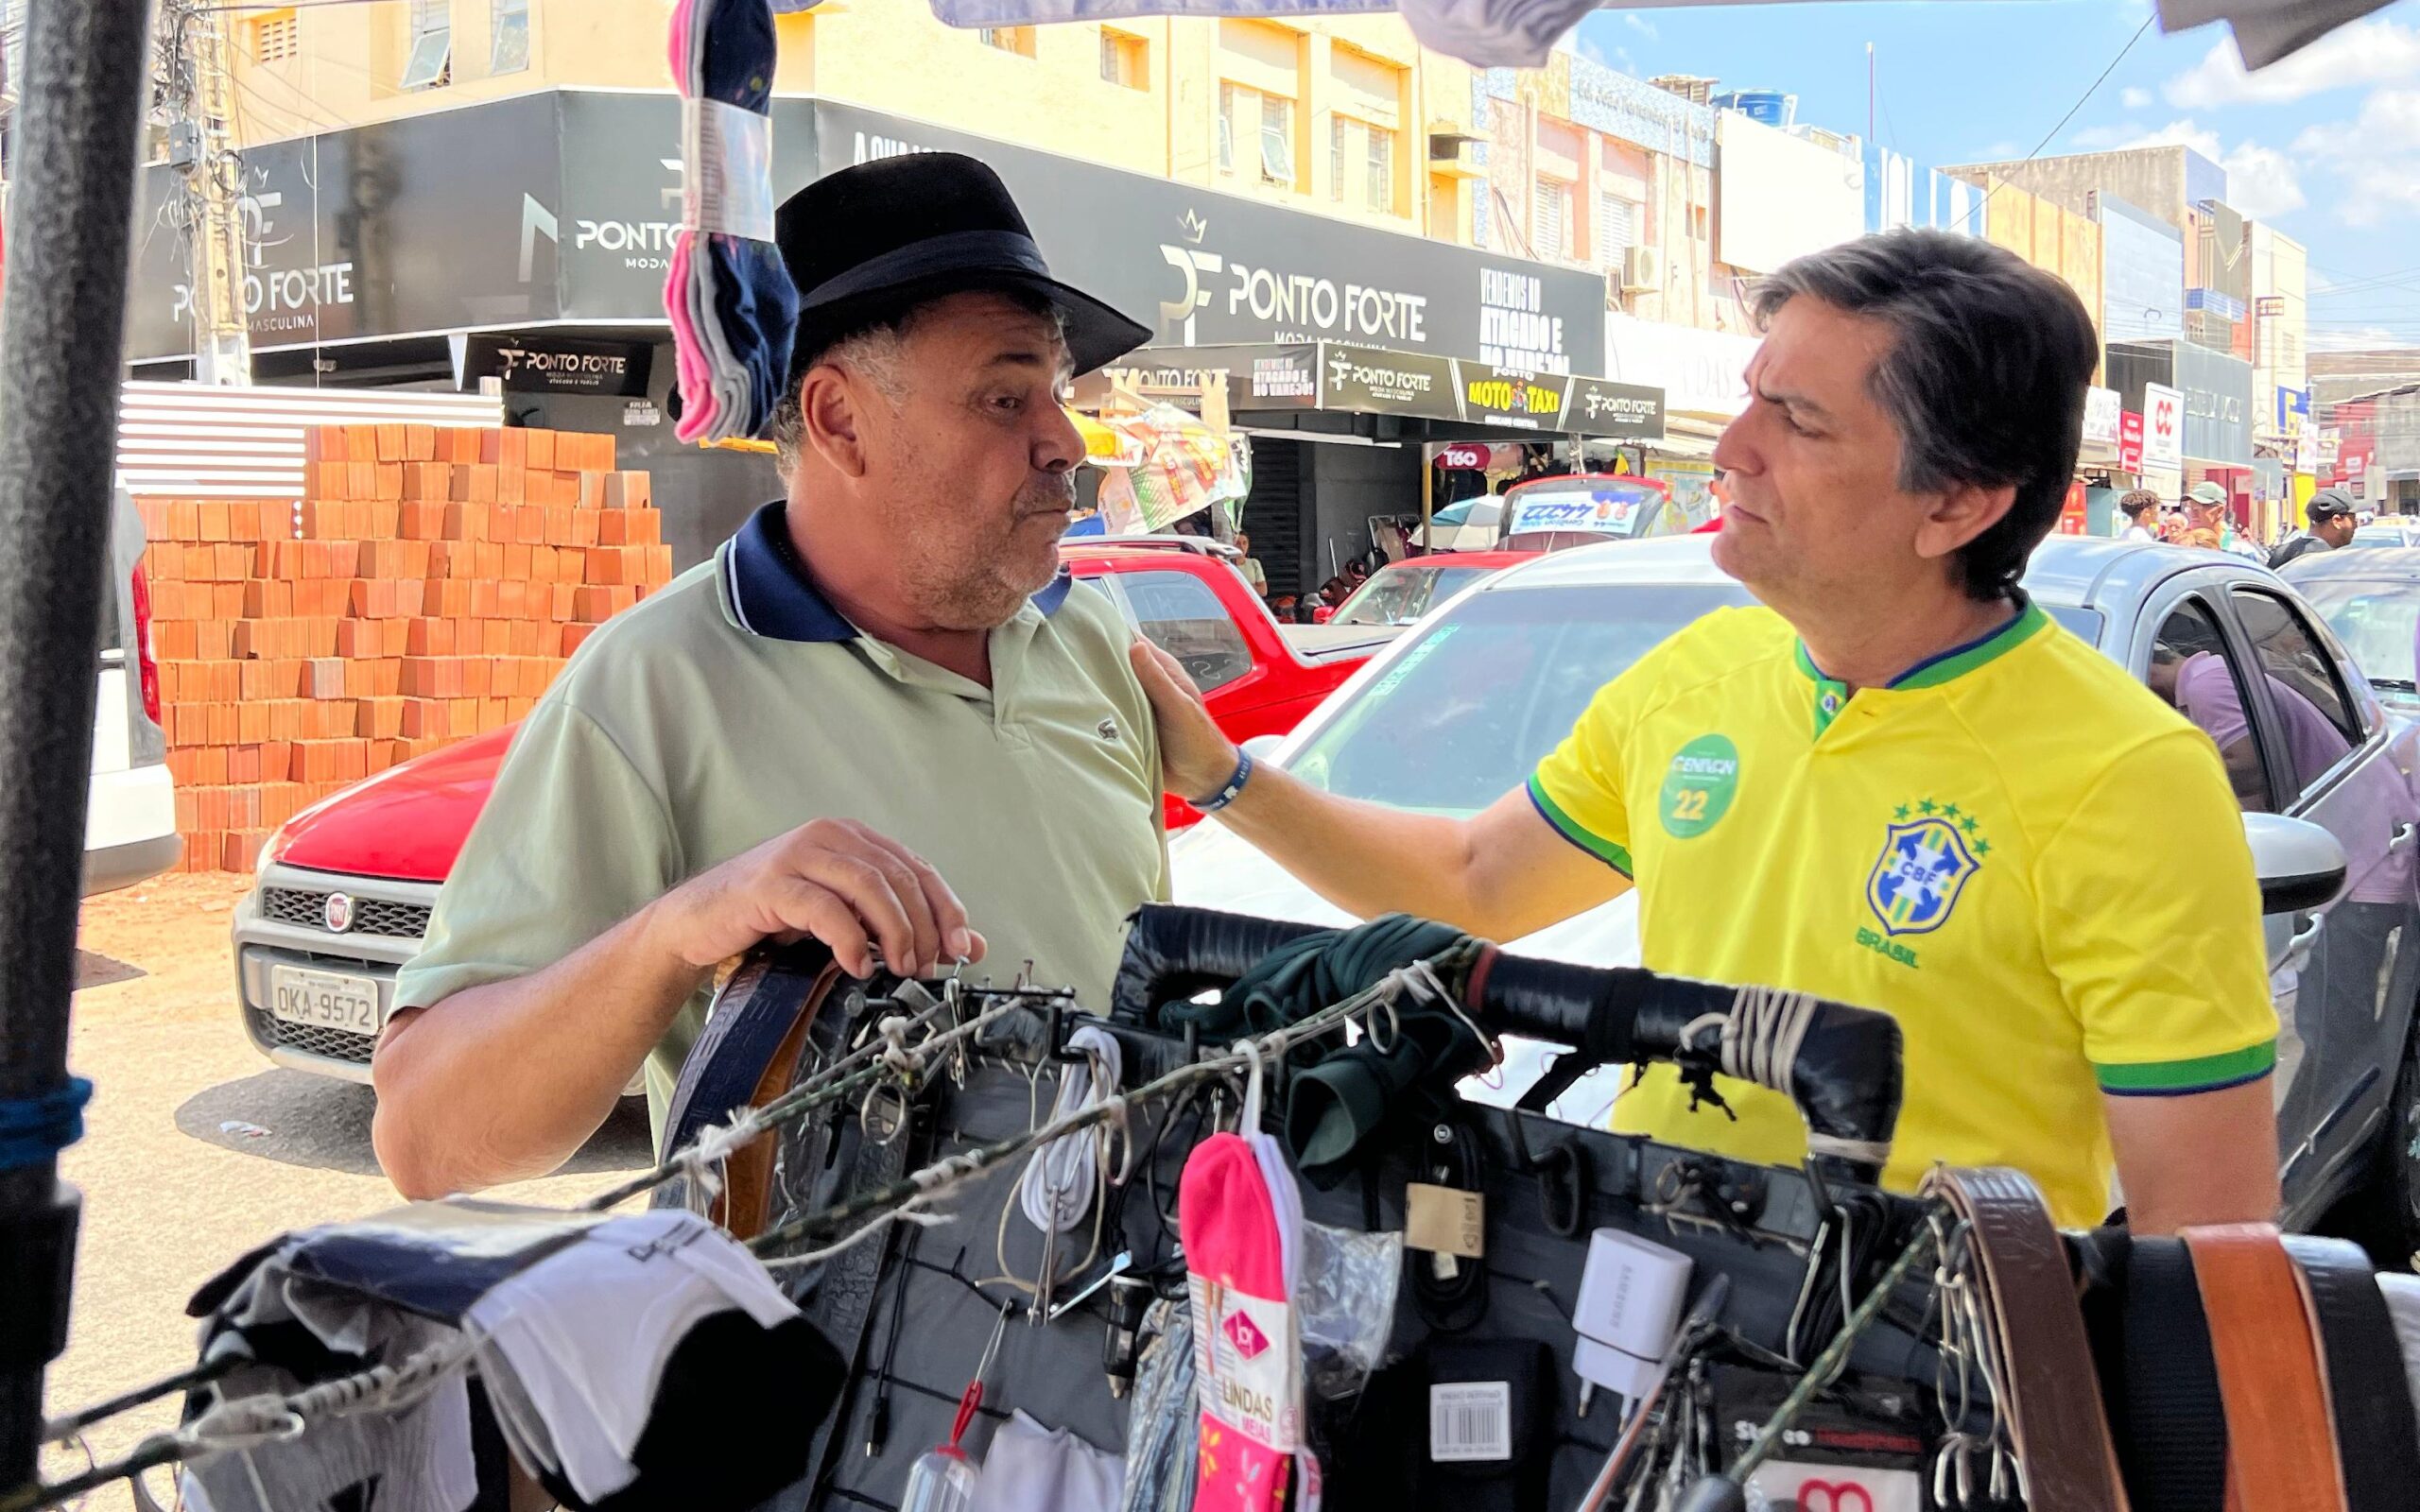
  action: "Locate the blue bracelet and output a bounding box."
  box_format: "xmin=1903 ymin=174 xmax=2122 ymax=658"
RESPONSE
xmin=1190 ymin=748 xmax=1254 ymax=813
xmin=0 ymin=1075 xmax=93 ymax=1174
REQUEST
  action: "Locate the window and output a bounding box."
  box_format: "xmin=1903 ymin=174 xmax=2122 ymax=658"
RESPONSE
xmin=1119 ymin=571 xmax=1253 ymax=693
xmin=1099 ymin=28 xmax=1147 ymax=89
xmin=2151 ymin=598 xmax=2275 ymax=812
xmin=1218 ymin=83 xmax=1237 ymax=173
xmin=1534 ymin=178 xmax=1571 ymax=260
xmin=1259 ymin=94 xmax=1294 ymax=186
xmin=399 ymin=0 xmax=451 ymax=90
xmin=1330 ymin=116 xmax=1349 ymax=201
xmin=978 ymin=26 xmax=1037 ymax=57
xmin=1599 ymin=194 xmax=1636 ymax=261
xmin=1366 ymin=126 xmax=1392 ymax=214
xmin=250 ymin=9 xmax=299 ymax=65
xmin=2230 ymin=588 xmax=2366 ymax=793
xmin=490 ymin=0 xmax=529 ymax=75
xmin=2294 ymin=576 xmax=2420 ymax=695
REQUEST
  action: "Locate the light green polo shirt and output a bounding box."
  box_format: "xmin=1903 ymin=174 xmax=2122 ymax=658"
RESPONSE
xmin=394 ymin=501 xmax=1170 ymax=1139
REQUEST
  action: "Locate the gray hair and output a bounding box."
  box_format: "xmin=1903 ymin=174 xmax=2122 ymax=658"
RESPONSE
xmin=770 ymin=290 xmax=1067 ymax=474
xmin=1749 ymin=230 xmax=2100 ymax=601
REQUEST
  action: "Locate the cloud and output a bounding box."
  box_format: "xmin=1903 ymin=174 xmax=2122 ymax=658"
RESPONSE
xmin=2164 ymin=18 xmax=2420 ymax=110
xmin=2120 ymin=86 xmax=2152 ymax=110
xmin=1622 ymin=11 xmax=1657 ymax=39
xmin=2067 ymin=122 xmax=2140 ymax=150
xmin=2292 ymin=90 xmax=2420 ymax=225
xmin=2103 ymin=120 xmax=2305 ymax=218
xmin=2310 ymin=325 xmax=2409 ymax=352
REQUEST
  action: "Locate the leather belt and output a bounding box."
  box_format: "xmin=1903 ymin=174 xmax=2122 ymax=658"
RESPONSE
xmin=2283 ymin=1235 xmax=2420 ymax=1512
xmin=1923 ymin=1166 xmax=2128 ymax=1512
xmin=2180 ymin=1223 xmax=2345 ymax=1512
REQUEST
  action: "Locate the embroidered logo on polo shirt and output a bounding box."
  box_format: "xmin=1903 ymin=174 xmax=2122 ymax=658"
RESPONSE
xmin=1097 ymin=717 xmax=1121 ymax=742
xmin=1858 ymin=799 xmax=1990 ymax=966
xmin=1658 ymin=734 xmax=1740 ymax=838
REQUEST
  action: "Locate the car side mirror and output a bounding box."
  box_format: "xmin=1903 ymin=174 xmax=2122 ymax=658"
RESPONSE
xmin=2242 ymin=813 xmax=2348 ymax=915
xmin=1240 ymin=733 xmax=1285 ymax=763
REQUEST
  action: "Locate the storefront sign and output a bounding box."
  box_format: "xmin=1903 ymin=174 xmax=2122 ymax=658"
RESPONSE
xmin=2143 ymin=383 xmax=2184 ymax=472
xmin=1602 ymin=315 xmax=1756 ymax=418
xmin=2173 ymin=342 xmax=2253 ymax=465
xmin=129 ymin=92 xmax=1606 ymax=378
xmin=2119 ymin=410 xmax=2145 ymax=472
xmin=1461 ymin=368 xmax=1566 ymax=425
xmin=1322 ymin=348 xmax=1455 ymax=410
xmin=2275 ymin=387 xmax=2310 ymax=435
xmin=458 ymin=334 xmax=652 ymax=395
xmin=2083 ymin=387 xmax=2121 ymax=447
xmin=2092 ymin=193 xmax=2185 ymax=345
xmin=1438 ymin=444 xmax=1494 ymax=471
xmin=1566 ymin=376 xmax=1666 ymax=438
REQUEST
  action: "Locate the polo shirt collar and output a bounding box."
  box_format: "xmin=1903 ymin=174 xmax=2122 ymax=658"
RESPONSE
xmin=1791 ymin=593 xmax=2049 ymax=737
xmin=722 ymin=500 xmax=1074 ymax=643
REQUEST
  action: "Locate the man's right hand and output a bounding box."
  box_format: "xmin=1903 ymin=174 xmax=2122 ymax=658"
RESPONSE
xmin=637 ymin=817 xmax=983 ymax=979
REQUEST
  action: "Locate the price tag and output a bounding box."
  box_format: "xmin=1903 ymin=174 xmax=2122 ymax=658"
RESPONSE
xmin=1406 ymin=1183 xmax=1485 ymax=1259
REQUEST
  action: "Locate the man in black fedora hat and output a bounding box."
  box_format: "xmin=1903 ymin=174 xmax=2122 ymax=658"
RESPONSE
xmin=372 ymin=153 xmax=1170 ymax=1199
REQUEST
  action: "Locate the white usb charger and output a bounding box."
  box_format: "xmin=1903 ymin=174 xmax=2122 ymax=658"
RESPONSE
xmin=1570 ymin=1228 xmax=1694 ymax=1413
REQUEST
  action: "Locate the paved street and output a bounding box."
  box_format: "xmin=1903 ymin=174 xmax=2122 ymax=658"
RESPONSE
xmin=42 ymin=874 xmax=652 ymax=1506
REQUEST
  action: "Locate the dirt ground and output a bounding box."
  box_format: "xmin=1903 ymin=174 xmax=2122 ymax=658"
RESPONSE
xmin=39 ymin=872 xmax=651 ymax=1508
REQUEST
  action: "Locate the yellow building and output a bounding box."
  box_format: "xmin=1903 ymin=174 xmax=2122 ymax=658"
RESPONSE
xmin=223 ymin=1 xmax=1484 ymax=244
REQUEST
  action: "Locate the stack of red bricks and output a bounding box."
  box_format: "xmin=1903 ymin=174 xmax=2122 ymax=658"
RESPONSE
xmin=135 ymin=422 xmax=675 ymax=872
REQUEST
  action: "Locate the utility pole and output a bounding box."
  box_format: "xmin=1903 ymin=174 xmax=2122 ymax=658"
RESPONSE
xmin=160 ymin=0 xmax=249 ymax=385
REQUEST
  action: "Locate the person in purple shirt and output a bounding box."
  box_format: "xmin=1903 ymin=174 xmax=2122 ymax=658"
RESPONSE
xmin=2151 ymin=629 xmax=2417 ymax=1120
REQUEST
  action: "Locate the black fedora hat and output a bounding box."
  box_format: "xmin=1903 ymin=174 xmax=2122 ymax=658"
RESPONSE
xmin=775 ymin=152 xmax=1150 ymax=379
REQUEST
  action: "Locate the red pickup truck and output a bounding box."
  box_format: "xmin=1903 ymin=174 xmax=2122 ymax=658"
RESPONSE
xmin=229 ymin=537 xmax=1390 ymax=1086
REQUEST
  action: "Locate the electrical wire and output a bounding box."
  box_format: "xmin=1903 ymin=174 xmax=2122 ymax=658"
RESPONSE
xmin=1952 ymin=13 xmax=2155 ymax=234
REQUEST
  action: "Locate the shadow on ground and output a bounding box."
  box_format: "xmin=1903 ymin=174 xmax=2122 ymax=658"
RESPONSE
xmin=74 ymin=950 xmax=146 ymax=989
xmin=174 ymin=1071 xmax=652 ymax=1177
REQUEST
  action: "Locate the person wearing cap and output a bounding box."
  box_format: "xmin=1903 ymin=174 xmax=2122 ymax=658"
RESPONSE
xmin=2183 ymin=481 xmax=2266 ymax=561
xmin=372 ymin=155 xmax=1167 ymax=1199
xmin=2269 ymin=489 xmax=2358 ymax=568
xmin=1132 ymin=231 xmax=2280 ymax=1234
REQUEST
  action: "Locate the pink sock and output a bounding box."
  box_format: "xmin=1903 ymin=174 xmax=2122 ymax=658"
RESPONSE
xmin=1182 ymin=1131 xmax=1305 ymax=1512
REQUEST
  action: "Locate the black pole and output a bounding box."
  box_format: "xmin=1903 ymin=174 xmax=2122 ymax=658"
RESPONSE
xmin=0 ymin=0 xmax=153 ymax=1493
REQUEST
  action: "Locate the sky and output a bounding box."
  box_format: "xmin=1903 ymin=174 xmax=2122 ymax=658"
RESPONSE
xmin=1571 ymin=0 xmax=2420 ymax=352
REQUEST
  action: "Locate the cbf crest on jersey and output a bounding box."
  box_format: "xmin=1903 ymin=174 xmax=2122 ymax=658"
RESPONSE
xmin=1866 ymin=805 xmax=1985 ymax=936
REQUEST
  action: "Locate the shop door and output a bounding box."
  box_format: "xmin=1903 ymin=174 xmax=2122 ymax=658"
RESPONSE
xmin=1241 ymin=438 xmax=1305 ymax=598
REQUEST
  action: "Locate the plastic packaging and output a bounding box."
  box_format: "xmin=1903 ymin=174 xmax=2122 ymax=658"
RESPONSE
xmin=1119 ymin=1299 xmax=1199 ymax=1512
xmin=1299 ymin=1220 xmax=1403 ymax=1401
xmin=900 ymin=1447 xmax=980 ymax=1512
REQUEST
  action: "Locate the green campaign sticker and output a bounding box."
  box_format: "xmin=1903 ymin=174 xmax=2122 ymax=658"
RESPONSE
xmin=1659 ymin=734 xmax=1740 ymax=838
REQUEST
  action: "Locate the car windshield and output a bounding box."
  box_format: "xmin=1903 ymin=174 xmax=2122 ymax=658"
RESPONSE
xmin=2352 ymin=529 xmax=2411 ymax=549
xmin=1333 ymin=563 xmax=1498 ymax=627
xmin=2292 ymin=577 xmax=2419 ymax=688
xmin=1286 ymin=582 xmax=1751 ymax=814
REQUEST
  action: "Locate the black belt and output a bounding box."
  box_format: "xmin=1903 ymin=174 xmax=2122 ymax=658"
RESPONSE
xmin=2118 ymin=1236 xmax=2225 ymax=1512
xmin=2284 ymin=1235 xmax=2420 ymax=1512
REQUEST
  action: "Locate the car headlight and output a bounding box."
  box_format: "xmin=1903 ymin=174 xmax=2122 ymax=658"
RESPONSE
xmin=253 ymin=829 xmax=291 ymax=886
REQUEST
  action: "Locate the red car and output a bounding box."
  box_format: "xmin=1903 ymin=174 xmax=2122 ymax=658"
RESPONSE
xmin=230 ymin=537 xmax=1387 ymax=1085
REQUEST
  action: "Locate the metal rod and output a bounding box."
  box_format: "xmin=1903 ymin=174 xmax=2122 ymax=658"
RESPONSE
xmin=0 ymin=0 xmax=155 ymax=1491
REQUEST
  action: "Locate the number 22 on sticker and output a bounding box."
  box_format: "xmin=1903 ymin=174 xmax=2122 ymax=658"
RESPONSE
xmin=1670 ymin=787 xmax=1707 ymax=822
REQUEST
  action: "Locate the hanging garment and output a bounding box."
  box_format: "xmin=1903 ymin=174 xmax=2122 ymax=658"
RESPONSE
xmin=1120 ymin=1302 xmax=1200 ymax=1512
xmin=1182 ymin=1131 xmax=1306 ymax=1512
xmin=973 ymin=1411 xmax=1125 ymax=1512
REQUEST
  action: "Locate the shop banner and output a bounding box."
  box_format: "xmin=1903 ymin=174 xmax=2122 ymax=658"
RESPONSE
xmin=2143 ymin=383 xmax=2184 ymax=472
xmin=1322 ymin=347 xmax=1458 ymax=412
xmin=2083 ymin=387 xmax=2121 ymax=448
xmin=2173 ymin=342 xmax=2254 ymax=464
xmin=455 ymin=333 xmax=653 ymax=395
xmin=2119 ymin=410 xmax=2145 ymax=472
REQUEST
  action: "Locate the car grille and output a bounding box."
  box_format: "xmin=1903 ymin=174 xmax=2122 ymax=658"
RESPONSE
xmin=268 ymin=1017 xmax=376 ymax=1065
xmin=260 ymin=886 xmax=431 ymax=939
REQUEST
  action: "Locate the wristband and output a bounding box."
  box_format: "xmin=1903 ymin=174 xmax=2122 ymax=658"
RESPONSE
xmin=1189 ymin=748 xmax=1253 ymax=813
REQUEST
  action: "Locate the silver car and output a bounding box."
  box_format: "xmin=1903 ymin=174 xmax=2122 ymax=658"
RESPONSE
xmin=1174 ymin=534 xmax=2420 ymax=1248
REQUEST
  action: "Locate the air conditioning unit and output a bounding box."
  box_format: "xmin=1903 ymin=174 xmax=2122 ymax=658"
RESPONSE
xmin=1620 ymin=245 xmax=1664 ymax=293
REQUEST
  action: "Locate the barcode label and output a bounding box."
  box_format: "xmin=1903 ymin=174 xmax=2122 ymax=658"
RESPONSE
xmin=1429 ymin=1381 xmax=1512 ymax=1462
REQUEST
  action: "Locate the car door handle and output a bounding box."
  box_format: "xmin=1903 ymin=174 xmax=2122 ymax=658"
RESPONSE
xmin=2393 ymin=822 xmax=2418 ymax=853
xmin=2282 ymin=914 xmax=2325 ymax=975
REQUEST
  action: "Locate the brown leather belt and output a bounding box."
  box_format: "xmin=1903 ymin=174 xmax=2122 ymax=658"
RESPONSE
xmin=2180 ymin=1223 xmax=2346 ymax=1512
xmin=1924 ymin=1165 xmax=2128 ymax=1512
xmin=719 ymin=957 xmax=841 ymax=1238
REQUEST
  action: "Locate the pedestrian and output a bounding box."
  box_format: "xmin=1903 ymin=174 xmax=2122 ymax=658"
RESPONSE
xmin=372 ymin=153 xmax=1169 ymax=1198
xmin=1132 ymin=229 xmax=2279 ymax=1234
xmin=1235 ymin=530 xmax=1269 ymax=599
xmin=2117 ymin=489 xmax=2161 ymax=542
xmin=2268 ymin=488 xmax=2359 ymax=568
xmin=2183 ymin=481 xmax=2267 ymax=561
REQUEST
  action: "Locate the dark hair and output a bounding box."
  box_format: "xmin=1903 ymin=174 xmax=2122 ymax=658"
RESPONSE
xmin=2119 ymin=489 xmax=2160 ymax=520
xmin=1749 ymin=230 xmax=2100 ymax=601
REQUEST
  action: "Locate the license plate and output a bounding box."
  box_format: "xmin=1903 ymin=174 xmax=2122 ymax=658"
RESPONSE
xmin=269 ymin=967 xmax=379 ymax=1036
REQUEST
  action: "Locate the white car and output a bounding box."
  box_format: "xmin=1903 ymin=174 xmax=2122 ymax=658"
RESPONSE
xmin=85 ymin=489 xmax=179 ymax=894
xmin=1171 ymin=533 xmax=2419 ymax=1241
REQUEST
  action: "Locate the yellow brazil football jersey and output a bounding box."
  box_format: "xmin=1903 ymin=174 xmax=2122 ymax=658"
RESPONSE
xmin=1528 ymin=599 xmax=2278 ymax=1228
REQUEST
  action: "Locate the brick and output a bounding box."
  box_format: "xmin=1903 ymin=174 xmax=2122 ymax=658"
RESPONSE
xmin=304 ymin=427 xmax=345 ymax=464
xmin=497 ymin=466 xmax=526 ymax=507
xmin=562 ymin=622 xmax=596 ymax=657
xmin=374 ymin=423 xmax=406 ymax=462
xmin=499 ymin=428 xmax=529 ymax=469
xmin=303 ymin=658 xmax=345 ymax=699
xmin=526 ymin=429 xmax=556 ymax=470
xmin=406 ymin=424 xmax=437 ymax=462
xmin=462 ymin=659 xmax=491 ymax=698
xmin=400 ymin=700 xmax=448 ymax=740
xmin=574 ymin=586 xmax=616 ymax=623
xmin=237 ymin=701 xmax=268 ymax=745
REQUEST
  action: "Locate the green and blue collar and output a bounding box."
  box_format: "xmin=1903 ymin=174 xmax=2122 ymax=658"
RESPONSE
xmin=1794 ymin=594 xmax=2049 ymax=737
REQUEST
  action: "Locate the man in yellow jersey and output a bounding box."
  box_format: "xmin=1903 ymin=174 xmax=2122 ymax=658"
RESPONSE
xmin=1131 ymin=229 xmax=2279 ymax=1234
